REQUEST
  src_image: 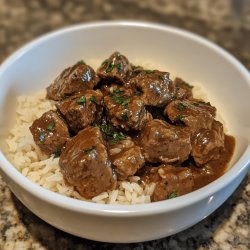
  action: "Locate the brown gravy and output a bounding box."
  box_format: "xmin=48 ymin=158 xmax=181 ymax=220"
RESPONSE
xmin=190 ymin=135 xmax=235 ymax=190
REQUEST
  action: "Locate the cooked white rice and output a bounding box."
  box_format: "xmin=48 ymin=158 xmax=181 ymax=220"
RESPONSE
xmin=5 ymin=90 xmax=155 ymax=204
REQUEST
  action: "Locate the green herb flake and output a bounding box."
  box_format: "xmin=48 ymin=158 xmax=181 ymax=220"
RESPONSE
xmin=77 ymin=60 xmax=85 ymax=65
xmin=105 ymin=62 xmax=114 ymax=73
xmin=100 ymin=123 xmax=126 ymax=144
xmin=113 ymin=89 xmax=124 ymax=94
xmin=100 ymin=123 xmax=114 ymax=137
xmin=175 ymin=114 xmax=187 ymax=121
xmin=76 ymin=96 xmax=86 ymax=105
xmin=145 ymin=69 xmax=154 ymax=74
xmin=90 ymin=96 xmax=97 ymax=103
xmin=83 ymin=146 xmax=96 ymax=154
xmin=168 ymin=191 xmax=178 ymax=199
xmin=176 ymin=102 xmax=187 ymax=111
xmin=116 ymin=63 xmax=123 ymax=72
xmin=121 ymin=113 xmax=128 ymax=121
xmin=39 ymin=132 xmax=46 ymax=143
xmin=110 ymin=132 xmax=126 ymax=144
xmin=53 ymin=149 xmax=61 ymax=158
xmin=109 ymin=89 xmax=130 ymax=108
xmin=47 ymin=122 xmax=55 ymax=131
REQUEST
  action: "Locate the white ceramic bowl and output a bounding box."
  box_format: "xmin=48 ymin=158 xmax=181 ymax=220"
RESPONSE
xmin=0 ymin=21 xmax=250 ymax=243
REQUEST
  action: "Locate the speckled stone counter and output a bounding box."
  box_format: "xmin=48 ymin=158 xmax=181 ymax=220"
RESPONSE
xmin=0 ymin=0 xmax=249 ymax=249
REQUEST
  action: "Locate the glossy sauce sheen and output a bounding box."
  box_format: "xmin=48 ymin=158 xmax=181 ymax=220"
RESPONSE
xmin=190 ymin=135 xmax=235 ymax=190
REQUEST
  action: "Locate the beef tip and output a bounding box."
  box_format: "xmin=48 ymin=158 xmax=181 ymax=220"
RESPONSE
xmin=139 ymin=119 xmax=191 ymax=164
xmin=191 ymin=120 xmax=225 ymax=165
xmin=59 ymin=126 xmax=117 ymax=199
xmin=141 ymin=165 xmax=194 ymax=202
xmin=47 ymin=62 xmax=99 ymax=101
xmin=129 ymin=70 xmax=175 ymax=107
xmin=164 ymin=99 xmax=216 ymax=132
xmin=29 ymin=110 xmax=70 ymax=155
xmin=97 ymin=52 xmax=132 ymax=83
xmin=104 ymin=87 xmax=152 ymax=131
xmin=174 ymin=77 xmax=193 ymax=100
xmin=56 ymin=89 xmax=103 ymax=133
xmin=109 ymin=137 xmax=145 ymax=180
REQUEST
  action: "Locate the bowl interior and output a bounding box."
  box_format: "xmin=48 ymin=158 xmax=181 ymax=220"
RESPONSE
xmin=0 ymin=21 xmax=250 ymax=200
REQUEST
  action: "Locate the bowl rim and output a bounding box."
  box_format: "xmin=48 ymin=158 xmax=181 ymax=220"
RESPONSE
xmin=0 ymin=20 xmax=250 ymax=217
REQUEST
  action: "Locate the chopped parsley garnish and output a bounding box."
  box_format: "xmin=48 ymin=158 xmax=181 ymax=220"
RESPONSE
xmin=76 ymin=96 xmax=86 ymax=105
xmin=100 ymin=123 xmax=114 ymax=136
xmin=121 ymin=112 xmax=128 ymax=121
xmin=168 ymin=191 xmax=178 ymax=199
xmin=111 ymin=132 xmax=126 ymax=144
xmin=105 ymin=62 xmax=114 ymax=72
xmin=109 ymin=89 xmax=130 ymax=108
xmin=53 ymin=149 xmax=61 ymax=158
xmin=116 ymin=63 xmax=123 ymax=72
xmin=145 ymin=69 xmax=154 ymax=74
xmin=83 ymin=146 xmax=96 ymax=154
xmin=113 ymin=89 xmax=124 ymax=94
xmin=90 ymin=96 xmax=96 ymax=102
xmin=47 ymin=122 xmax=55 ymax=131
xmin=175 ymin=114 xmax=187 ymax=121
xmin=176 ymin=102 xmax=187 ymax=111
xmin=39 ymin=132 xmax=46 ymax=143
xmin=100 ymin=123 xmax=126 ymax=144
xmin=193 ymin=101 xmax=211 ymax=107
xmin=77 ymin=60 xmax=85 ymax=65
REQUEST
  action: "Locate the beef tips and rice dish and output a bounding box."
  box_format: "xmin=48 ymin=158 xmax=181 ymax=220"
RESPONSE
xmin=6 ymin=52 xmax=235 ymax=204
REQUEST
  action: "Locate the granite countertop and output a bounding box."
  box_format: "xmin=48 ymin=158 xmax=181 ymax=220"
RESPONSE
xmin=0 ymin=0 xmax=249 ymax=249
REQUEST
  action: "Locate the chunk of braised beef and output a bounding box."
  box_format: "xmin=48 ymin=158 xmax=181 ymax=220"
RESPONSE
xmin=47 ymin=62 xmax=99 ymax=101
xmin=108 ymin=137 xmax=145 ymax=181
xmin=56 ymin=89 xmax=103 ymax=133
xmin=191 ymin=120 xmax=225 ymax=166
xmin=164 ymin=99 xmax=216 ymax=132
xmin=104 ymin=86 xmax=152 ymax=131
xmin=29 ymin=110 xmax=70 ymax=156
xmin=97 ymin=52 xmax=132 ymax=83
xmin=139 ymin=119 xmax=191 ymax=164
xmin=141 ymin=165 xmax=194 ymax=201
xmin=174 ymin=77 xmax=193 ymax=100
xmin=129 ymin=70 xmax=175 ymax=107
xmin=59 ymin=126 xmax=117 ymax=199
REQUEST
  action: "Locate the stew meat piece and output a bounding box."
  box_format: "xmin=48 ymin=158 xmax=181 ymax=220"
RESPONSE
xmin=141 ymin=165 xmax=194 ymax=202
xmin=164 ymin=99 xmax=216 ymax=132
xmin=47 ymin=62 xmax=99 ymax=101
xmin=139 ymin=119 xmax=191 ymax=163
xmin=59 ymin=126 xmax=117 ymax=199
xmin=174 ymin=77 xmax=193 ymax=100
xmin=104 ymin=87 xmax=152 ymax=131
xmin=56 ymin=89 xmax=103 ymax=133
xmin=29 ymin=110 xmax=70 ymax=155
xmin=97 ymin=52 xmax=132 ymax=83
xmin=129 ymin=70 xmax=175 ymax=107
xmin=191 ymin=120 xmax=225 ymax=165
xmin=109 ymin=137 xmax=145 ymax=180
